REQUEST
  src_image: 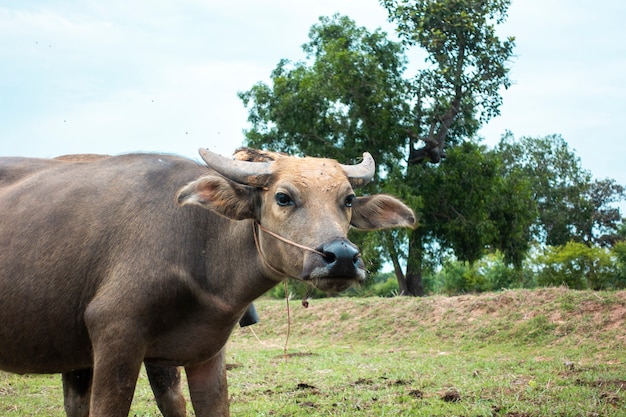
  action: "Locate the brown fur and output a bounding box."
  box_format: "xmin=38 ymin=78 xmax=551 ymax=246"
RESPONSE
xmin=233 ymin=147 xmax=284 ymax=162
xmin=54 ymin=154 xmax=111 ymax=162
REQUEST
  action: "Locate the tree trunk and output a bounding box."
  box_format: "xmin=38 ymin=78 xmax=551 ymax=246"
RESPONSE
xmin=391 ymin=257 xmax=409 ymax=295
xmin=405 ymin=270 xmax=423 ymax=296
xmin=404 ymin=229 xmax=425 ymax=296
xmin=387 ymin=232 xmax=410 ymax=295
xmin=390 ymin=232 xmax=424 ymax=297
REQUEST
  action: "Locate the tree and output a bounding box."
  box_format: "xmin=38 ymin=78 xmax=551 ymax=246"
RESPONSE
xmin=239 ymin=3 xmax=517 ymax=296
xmin=584 ymin=179 xmax=625 ymax=247
xmin=380 ymin=0 xmax=516 ymax=295
xmin=497 ymin=133 xmax=625 ymax=247
xmin=395 ymin=141 xmax=535 ymax=295
xmin=536 ymin=242 xmax=616 ymax=290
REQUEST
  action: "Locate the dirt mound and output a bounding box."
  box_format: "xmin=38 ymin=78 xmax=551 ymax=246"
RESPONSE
xmin=230 ymin=288 xmax=626 ymax=350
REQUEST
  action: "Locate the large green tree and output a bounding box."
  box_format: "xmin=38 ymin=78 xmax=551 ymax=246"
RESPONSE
xmin=239 ymin=2 xmax=517 ymax=296
xmin=497 ymin=133 xmax=625 ymax=247
xmin=382 ymin=0 xmax=516 ymax=295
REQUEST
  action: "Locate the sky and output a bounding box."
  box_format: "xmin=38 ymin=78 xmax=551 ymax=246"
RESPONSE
xmin=1 ymin=0 xmax=625 ymax=187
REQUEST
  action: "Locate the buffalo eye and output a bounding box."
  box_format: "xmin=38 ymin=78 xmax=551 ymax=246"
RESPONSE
xmin=344 ymin=194 xmax=356 ymax=208
xmin=276 ymin=192 xmax=294 ymax=207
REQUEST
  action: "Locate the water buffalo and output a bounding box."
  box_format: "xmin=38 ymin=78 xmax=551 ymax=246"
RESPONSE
xmin=0 ymin=147 xmax=415 ymax=416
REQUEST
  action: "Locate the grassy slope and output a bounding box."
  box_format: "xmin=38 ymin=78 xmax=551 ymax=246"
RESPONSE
xmin=1 ymin=288 xmax=625 ymax=416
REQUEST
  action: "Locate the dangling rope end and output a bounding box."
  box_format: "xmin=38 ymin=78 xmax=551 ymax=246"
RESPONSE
xmin=283 ymin=280 xmax=291 ymax=359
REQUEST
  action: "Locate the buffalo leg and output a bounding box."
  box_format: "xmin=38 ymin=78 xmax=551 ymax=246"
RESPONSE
xmin=87 ymin=339 xmax=144 ymax=416
xmin=62 ymin=368 xmax=92 ymax=417
xmin=186 ymin=349 xmax=229 ymax=417
xmin=145 ymin=363 xmax=186 ymax=417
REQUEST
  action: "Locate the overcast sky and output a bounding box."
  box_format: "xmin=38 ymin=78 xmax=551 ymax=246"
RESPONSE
xmin=1 ymin=0 xmax=625 ymax=186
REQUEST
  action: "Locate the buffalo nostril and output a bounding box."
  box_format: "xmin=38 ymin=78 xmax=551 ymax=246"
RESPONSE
xmin=319 ymin=240 xmax=360 ymax=266
xmin=322 ymin=251 xmax=337 ymax=264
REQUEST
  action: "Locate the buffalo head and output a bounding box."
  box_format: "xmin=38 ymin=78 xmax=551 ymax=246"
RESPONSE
xmin=177 ymin=148 xmax=415 ymax=293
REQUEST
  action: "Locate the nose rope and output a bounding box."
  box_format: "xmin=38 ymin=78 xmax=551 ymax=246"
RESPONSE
xmin=250 ymin=224 xmax=299 ymax=357
xmin=254 ymin=222 xmax=325 ymax=257
xmin=252 ymin=222 xmax=288 ymax=278
xmin=251 ymin=222 xmax=321 ymax=355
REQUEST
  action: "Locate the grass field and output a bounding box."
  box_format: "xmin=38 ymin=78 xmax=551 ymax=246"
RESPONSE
xmin=1 ymin=288 xmax=625 ymax=416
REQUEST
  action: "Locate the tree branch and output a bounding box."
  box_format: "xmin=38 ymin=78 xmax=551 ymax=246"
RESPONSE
xmin=408 ymin=42 xmax=466 ymax=165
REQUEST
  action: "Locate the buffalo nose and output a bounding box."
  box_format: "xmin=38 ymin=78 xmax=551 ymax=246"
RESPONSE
xmin=319 ymin=240 xmax=362 ymax=277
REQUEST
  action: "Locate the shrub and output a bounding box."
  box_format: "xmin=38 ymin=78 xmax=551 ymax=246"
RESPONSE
xmin=435 ymin=260 xmax=486 ymax=295
xmin=536 ymin=242 xmax=616 ymax=290
xmin=478 ymin=252 xmax=533 ymax=291
xmin=612 ymin=241 xmax=626 ymax=289
xmin=370 ymin=276 xmax=401 ymax=297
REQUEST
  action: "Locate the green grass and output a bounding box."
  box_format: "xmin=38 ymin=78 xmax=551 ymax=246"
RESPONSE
xmin=1 ymin=288 xmax=625 ymax=416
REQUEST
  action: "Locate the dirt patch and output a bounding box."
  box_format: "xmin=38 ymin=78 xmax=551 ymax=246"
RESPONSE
xmin=280 ymin=351 xmax=317 ymax=359
xmin=575 ymin=379 xmax=626 ymax=389
xmin=296 ymin=382 xmax=317 ymax=390
xmin=408 ymin=389 xmax=423 ymax=399
xmin=441 ymin=389 xmax=461 ymax=402
xmin=352 ymin=377 xmax=374 ymax=385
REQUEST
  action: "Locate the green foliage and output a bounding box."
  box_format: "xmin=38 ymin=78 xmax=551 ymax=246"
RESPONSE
xmin=429 ymin=243 xmax=626 ymax=295
xmin=587 ymin=178 xmax=626 ymax=246
xmin=498 ymin=133 xmax=586 ymax=246
xmin=537 ymin=242 xmax=619 ymax=290
xmin=431 ymin=251 xmax=531 ymax=296
xmin=487 ymin=154 xmax=537 ymax=267
xmin=437 ymin=259 xmax=485 ymax=295
xmin=351 ymin=272 xmax=402 ymax=297
xmin=413 ymin=141 xmax=534 ymax=267
xmin=412 ymin=143 xmax=494 ymax=264
xmin=479 ymin=254 xmax=535 ymax=290
xmin=614 ymin=242 xmax=626 ymax=287
xmin=496 ymin=133 xmax=625 ymax=247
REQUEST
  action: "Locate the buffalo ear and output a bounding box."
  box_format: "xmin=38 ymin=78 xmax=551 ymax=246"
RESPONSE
xmin=177 ymin=175 xmax=257 ymax=220
xmin=351 ymin=195 xmax=416 ymax=230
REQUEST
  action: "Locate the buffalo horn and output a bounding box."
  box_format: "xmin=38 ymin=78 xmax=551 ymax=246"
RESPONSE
xmin=340 ymin=152 xmax=375 ymax=188
xmin=198 ymin=148 xmax=272 ymax=187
